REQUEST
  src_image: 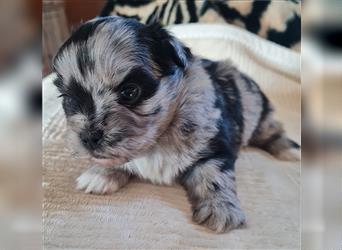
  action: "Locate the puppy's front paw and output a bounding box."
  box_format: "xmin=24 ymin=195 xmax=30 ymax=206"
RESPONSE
xmin=193 ymin=201 xmax=246 ymax=233
xmin=76 ymin=166 xmax=123 ymax=195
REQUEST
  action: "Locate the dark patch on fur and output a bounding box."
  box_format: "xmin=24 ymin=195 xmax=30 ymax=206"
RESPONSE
xmin=61 ymin=96 xmax=79 ymax=117
xmin=200 ymin=58 xmax=213 ymax=69
xmin=200 ymin=59 xmax=244 ymax=172
xmin=180 ymin=118 xmax=237 ymax=179
xmin=268 ymin=13 xmax=301 ymax=48
xmin=202 ymin=59 xmax=244 ymax=147
xmin=138 ymin=22 xmax=192 ymax=75
xmin=179 ymin=117 xmax=237 ymax=177
xmin=62 ymin=77 xmax=95 ymax=117
xmin=249 ymin=91 xmax=272 ymax=143
xmin=53 ymin=76 xmax=64 ymax=92
xmin=76 ymin=45 xmax=94 ymax=77
xmin=240 ymin=73 xmax=260 ymax=94
xmin=180 ymin=120 xmax=197 ymax=137
xmin=212 ymin=182 xmax=220 ymax=191
xmin=208 ymin=119 xmax=238 ymax=172
xmin=162 ymin=40 xmax=185 ymax=69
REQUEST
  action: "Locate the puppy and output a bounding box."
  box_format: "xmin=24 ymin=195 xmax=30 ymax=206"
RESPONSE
xmin=52 ymin=16 xmax=300 ymax=233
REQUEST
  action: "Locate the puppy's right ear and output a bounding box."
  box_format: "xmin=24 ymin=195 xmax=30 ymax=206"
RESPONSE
xmin=139 ymin=20 xmax=192 ymax=76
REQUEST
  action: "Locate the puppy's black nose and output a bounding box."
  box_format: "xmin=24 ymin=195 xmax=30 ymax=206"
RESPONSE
xmin=80 ymin=129 xmax=103 ymax=150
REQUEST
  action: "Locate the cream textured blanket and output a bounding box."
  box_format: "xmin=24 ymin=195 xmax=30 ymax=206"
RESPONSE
xmin=43 ymin=24 xmax=300 ymax=249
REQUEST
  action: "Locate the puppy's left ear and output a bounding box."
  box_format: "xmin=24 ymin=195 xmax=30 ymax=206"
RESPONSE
xmin=139 ymin=21 xmax=192 ymax=75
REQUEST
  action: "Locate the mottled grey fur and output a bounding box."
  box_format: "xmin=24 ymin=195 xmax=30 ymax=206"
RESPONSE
xmin=53 ymin=16 xmax=300 ymax=233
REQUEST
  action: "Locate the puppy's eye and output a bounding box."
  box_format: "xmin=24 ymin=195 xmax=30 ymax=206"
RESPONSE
xmin=119 ymin=83 xmax=141 ymax=105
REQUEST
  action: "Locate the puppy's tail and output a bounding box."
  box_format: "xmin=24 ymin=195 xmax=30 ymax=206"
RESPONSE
xmin=248 ymin=107 xmax=300 ymax=161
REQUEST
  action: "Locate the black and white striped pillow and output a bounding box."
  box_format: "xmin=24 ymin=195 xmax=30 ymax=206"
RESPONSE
xmin=100 ymin=0 xmax=301 ymax=51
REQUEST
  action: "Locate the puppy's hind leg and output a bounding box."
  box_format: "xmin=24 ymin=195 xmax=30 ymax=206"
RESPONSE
xmin=249 ymin=112 xmax=300 ymax=161
xmin=76 ymin=166 xmax=131 ymax=194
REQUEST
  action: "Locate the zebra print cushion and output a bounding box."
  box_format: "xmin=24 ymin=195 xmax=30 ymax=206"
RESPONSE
xmin=100 ymin=0 xmax=301 ymax=51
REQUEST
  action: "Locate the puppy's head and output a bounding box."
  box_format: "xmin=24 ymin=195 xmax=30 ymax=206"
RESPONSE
xmin=52 ymin=16 xmax=192 ymax=166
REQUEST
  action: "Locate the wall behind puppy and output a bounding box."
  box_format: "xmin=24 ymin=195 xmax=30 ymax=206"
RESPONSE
xmin=64 ymin=0 xmax=104 ymax=28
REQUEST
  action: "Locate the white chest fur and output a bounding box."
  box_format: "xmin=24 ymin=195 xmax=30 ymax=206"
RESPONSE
xmin=128 ymin=146 xmax=185 ymax=185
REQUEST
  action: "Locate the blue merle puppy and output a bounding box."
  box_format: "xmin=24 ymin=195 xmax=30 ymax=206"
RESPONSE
xmin=52 ymin=16 xmax=300 ymax=233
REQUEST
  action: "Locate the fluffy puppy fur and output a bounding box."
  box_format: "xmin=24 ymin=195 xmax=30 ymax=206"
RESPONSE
xmin=52 ymin=16 xmax=300 ymax=233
